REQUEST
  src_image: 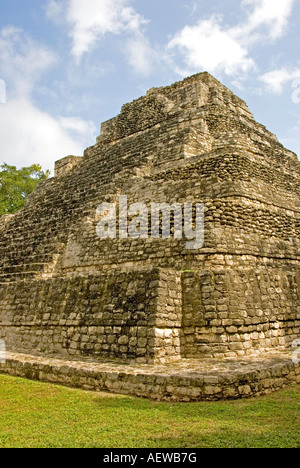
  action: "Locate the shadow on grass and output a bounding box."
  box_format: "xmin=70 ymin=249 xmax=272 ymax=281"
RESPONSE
xmin=85 ymin=386 xmax=300 ymax=448
xmin=0 ymin=374 xmax=299 ymax=448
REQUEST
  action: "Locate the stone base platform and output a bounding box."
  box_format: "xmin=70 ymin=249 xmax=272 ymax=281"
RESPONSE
xmin=0 ymin=351 xmax=299 ymax=402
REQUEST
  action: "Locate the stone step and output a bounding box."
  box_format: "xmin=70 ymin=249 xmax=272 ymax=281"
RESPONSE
xmin=0 ymin=350 xmax=299 ymax=402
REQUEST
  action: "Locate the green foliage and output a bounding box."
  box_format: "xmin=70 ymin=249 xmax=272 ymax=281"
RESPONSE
xmin=0 ymin=163 xmax=50 ymax=216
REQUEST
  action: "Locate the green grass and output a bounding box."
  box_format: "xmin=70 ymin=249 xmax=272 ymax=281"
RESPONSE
xmin=0 ymin=374 xmax=299 ymax=448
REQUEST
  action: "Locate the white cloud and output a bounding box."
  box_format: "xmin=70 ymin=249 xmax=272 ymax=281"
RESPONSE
xmin=47 ymin=0 xmax=147 ymax=61
xmin=0 ymin=98 xmax=96 ymax=173
xmin=168 ymin=0 xmax=296 ymax=77
xmin=58 ymin=116 xmax=96 ymax=136
xmin=168 ymin=16 xmax=255 ymax=76
xmin=260 ymin=67 xmax=300 ymax=94
xmin=125 ymin=34 xmax=157 ymax=76
xmin=241 ymin=0 xmax=296 ymax=41
xmin=0 ymin=26 xmax=97 ymax=173
xmin=46 ymin=0 xmax=155 ymax=74
xmin=45 ymin=0 xmax=64 ymax=21
xmin=0 ymin=26 xmax=57 ymax=98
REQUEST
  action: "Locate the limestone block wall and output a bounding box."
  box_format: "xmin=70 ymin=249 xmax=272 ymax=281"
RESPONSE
xmin=1 ymin=265 xmax=298 ymax=362
xmin=0 ymin=73 xmax=298 ymax=284
xmin=0 ymin=72 xmax=299 ymax=364
xmin=182 ymin=270 xmax=300 ymax=358
xmin=0 ymin=269 xmax=182 ymax=363
xmin=54 ymin=156 xmax=82 ymax=178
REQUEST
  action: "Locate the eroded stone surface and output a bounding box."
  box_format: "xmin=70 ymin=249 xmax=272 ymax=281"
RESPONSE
xmin=0 ymin=350 xmax=299 ymax=401
xmin=0 ymin=72 xmax=299 ymax=398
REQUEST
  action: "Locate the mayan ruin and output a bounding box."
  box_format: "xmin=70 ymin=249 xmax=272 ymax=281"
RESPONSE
xmin=0 ymin=72 xmax=299 ymax=401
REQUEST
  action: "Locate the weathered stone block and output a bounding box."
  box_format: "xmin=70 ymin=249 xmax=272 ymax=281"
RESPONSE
xmin=0 ymin=72 xmax=299 ymax=400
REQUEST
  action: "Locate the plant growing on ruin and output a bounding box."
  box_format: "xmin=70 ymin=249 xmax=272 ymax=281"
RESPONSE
xmin=0 ymin=163 xmax=50 ymax=216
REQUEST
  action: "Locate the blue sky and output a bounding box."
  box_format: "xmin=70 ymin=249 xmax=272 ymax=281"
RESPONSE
xmin=0 ymin=0 xmax=299 ymax=173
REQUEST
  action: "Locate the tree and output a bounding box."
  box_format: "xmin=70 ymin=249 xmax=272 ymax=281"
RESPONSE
xmin=0 ymin=163 xmax=50 ymax=216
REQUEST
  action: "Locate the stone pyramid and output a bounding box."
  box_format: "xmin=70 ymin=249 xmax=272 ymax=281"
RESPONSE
xmin=0 ymin=72 xmax=299 ymax=399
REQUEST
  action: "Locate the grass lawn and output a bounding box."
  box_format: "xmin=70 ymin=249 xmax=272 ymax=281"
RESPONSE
xmin=0 ymin=374 xmax=299 ymax=448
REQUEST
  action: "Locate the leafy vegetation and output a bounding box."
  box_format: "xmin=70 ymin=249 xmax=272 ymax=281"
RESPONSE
xmin=0 ymin=163 xmax=50 ymax=216
xmin=0 ymin=375 xmax=299 ymax=448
